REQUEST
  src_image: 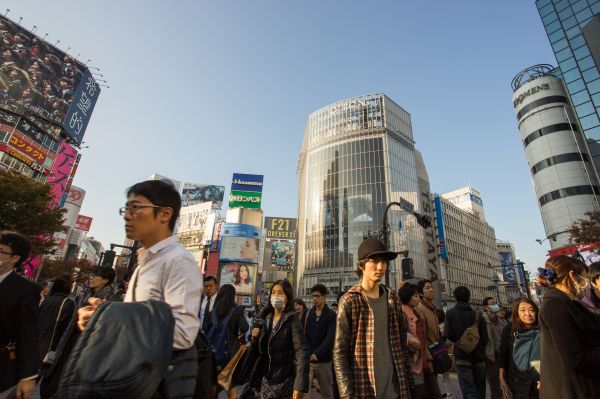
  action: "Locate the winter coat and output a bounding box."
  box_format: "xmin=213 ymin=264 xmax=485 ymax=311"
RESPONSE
xmin=539 ymin=288 xmax=600 ymax=399
xmin=38 ymin=293 xmax=75 ymax=364
xmin=497 ymin=324 xmax=539 ymax=399
xmin=253 ymin=310 xmax=309 ymax=392
xmin=444 ymin=302 xmax=488 ymax=364
xmin=304 ymin=305 xmax=336 ymax=362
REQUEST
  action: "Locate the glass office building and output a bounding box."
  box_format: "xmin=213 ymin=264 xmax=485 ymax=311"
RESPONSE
xmin=536 ymin=0 xmax=600 ymax=175
xmin=295 ymin=94 xmax=431 ymax=300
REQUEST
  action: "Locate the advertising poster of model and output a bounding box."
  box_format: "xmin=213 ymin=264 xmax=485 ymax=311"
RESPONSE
xmin=219 ymin=262 xmax=257 ymax=296
xmin=219 ymin=223 xmax=260 ymax=263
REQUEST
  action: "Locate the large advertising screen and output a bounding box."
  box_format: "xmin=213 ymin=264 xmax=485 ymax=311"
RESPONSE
xmin=0 ymin=16 xmax=100 ymax=144
xmin=182 ymin=183 xmax=225 ymax=207
xmin=499 ymin=251 xmax=517 ymax=285
xmin=219 ymin=262 xmax=257 ymax=295
xmin=220 ymin=223 xmax=260 ymax=263
xmin=271 ymin=241 xmax=295 ymax=268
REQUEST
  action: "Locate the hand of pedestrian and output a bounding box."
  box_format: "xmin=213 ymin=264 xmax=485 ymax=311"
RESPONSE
xmin=310 ymin=354 xmax=318 ymax=362
xmin=77 ymin=297 xmax=102 ymax=331
xmin=292 ymin=390 xmax=303 ymax=399
xmin=15 ymin=378 xmax=35 ymax=399
xmin=251 ymin=327 xmax=261 ymax=338
xmin=499 ymin=376 xmax=512 ymax=399
xmin=425 ymin=359 xmax=433 ymax=373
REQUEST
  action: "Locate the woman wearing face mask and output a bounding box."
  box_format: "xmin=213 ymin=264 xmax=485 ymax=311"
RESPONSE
xmin=249 ymin=279 xmax=309 ymax=399
xmin=537 ymin=255 xmax=600 ymax=399
xmin=498 ymin=298 xmax=540 ymax=399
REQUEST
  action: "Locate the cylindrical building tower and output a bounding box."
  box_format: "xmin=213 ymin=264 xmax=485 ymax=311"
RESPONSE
xmin=512 ymin=65 xmax=600 ymax=249
xmin=295 ymin=94 xmax=431 ymax=300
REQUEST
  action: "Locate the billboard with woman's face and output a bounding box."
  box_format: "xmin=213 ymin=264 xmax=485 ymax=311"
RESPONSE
xmin=219 ymin=223 xmax=260 ymax=263
xmin=219 ymin=263 xmax=256 ymax=295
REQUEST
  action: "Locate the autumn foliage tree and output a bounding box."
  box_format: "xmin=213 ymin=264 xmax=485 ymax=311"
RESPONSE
xmin=569 ymin=210 xmax=600 ymax=246
xmin=0 ymin=171 xmax=66 ymax=256
xmin=37 ymin=257 xmax=95 ymax=286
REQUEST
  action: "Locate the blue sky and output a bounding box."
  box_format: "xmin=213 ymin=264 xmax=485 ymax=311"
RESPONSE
xmin=7 ymin=1 xmax=559 ymax=273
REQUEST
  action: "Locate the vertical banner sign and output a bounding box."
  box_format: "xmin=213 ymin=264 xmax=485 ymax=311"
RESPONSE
xmin=229 ymin=173 xmax=264 ymax=209
xmin=499 ymin=251 xmax=517 ymax=284
xmin=64 ymin=70 xmax=101 ymax=145
xmin=264 ymin=217 xmax=297 ymax=239
xmin=434 ymin=197 xmax=448 ymax=260
xmin=47 ymin=141 xmax=77 ymax=208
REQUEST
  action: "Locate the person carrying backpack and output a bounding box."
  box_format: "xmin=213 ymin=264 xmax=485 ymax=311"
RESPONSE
xmin=207 ymin=284 xmax=248 ymax=399
xmin=444 ymin=286 xmax=488 ymax=399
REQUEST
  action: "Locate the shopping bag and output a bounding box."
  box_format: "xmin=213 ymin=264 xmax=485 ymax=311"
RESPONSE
xmin=217 ymin=343 xmax=250 ymax=391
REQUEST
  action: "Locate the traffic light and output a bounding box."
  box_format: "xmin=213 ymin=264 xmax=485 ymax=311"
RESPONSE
xmin=414 ymin=212 xmax=432 ymax=229
xmin=401 ymin=258 xmax=414 ymax=280
xmin=102 ymin=250 xmax=116 ymax=267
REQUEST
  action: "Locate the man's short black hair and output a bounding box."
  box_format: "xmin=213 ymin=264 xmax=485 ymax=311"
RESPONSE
xmin=482 ymin=296 xmax=495 ymax=306
xmin=589 ymin=262 xmax=600 ymax=284
xmin=92 ymin=266 xmax=115 ymax=285
xmin=126 ymin=180 xmax=181 ymax=231
xmin=453 ymin=286 xmax=471 ymax=303
xmin=398 ymin=282 xmax=419 ymax=305
xmin=0 ymin=231 xmax=31 ymax=267
xmin=204 ymin=275 xmax=218 ymax=284
xmin=416 ymin=279 xmax=432 ymax=295
xmin=311 ymin=283 xmax=328 ymax=296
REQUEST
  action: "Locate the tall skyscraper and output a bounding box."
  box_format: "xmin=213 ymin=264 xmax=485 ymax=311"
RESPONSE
xmin=296 ymin=94 xmax=435 ymax=300
xmin=536 ymin=0 xmax=600 ymax=174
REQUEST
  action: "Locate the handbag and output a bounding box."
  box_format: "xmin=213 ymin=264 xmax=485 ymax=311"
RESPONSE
xmin=42 ymin=297 xmax=69 ymax=365
xmin=512 ymin=327 xmax=540 ymax=372
xmin=428 ymin=342 xmax=452 ymax=374
xmin=217 ymin=342 xmax=250 ymax=391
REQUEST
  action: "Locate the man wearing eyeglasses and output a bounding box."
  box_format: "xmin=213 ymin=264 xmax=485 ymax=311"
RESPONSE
xmin=0 ymin=231 xmax=40 ymax=399
xmin=77 ymin=180 xmax=203 ymax=398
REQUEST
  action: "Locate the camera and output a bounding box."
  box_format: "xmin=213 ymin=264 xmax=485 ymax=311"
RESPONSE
xmin=253 ymin=318 xmax=266 ymax=329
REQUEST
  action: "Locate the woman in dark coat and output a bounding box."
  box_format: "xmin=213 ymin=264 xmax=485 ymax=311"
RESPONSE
xmin=250 ymin=279 xmax=309 ymax=399
xmin=38 ymin=273 xmax=75 ymax=366
xmin=498 ymin=298 xmax=539 ymax=399
xmin=537 ymin=255 xmax=600 ymax=399
xmin=207 ymin=284 xmax=249 ymax=399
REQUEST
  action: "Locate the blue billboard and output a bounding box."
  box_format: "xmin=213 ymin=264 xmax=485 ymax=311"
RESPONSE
xmin=499 ymin=251 xmax=517 ymax=284
xmin=231 ymin=173 xmax=264 ymax=193
xmin=219 ymin=223 xmax=261 ymax=263
xmin=433 ymin=196 xmax=448 ymax=260
xmin=64 ymin=70 xmax=100 ymax=145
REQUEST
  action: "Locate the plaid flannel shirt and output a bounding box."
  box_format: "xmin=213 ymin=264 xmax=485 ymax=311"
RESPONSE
xmin=334 ymin=283 xmax=413 ymax=398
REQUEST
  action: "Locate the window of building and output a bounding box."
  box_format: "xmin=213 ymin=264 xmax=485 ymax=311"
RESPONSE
xmin=574 ymin=45 xmax=591 ymax=60
xmin=575 ymin=8 xmax=592 ymax=23
xmin=572 ymin=89 xmax=591 ymax=105
xmin=564 ymin=67 xmax=582 ymax=82
xmin=554 ymin=0 xmax=571 ymax=12
xmin=557 ymin=47 xmax=574 ymax=62
xmin=583 ymin=68 xmax=600 ymax=83
xmin=571 ymin=0 xmax=589 ymax=13
xmin=577 ymin=101 xmax=596 ymax=117
xmin=569 ymin=34 xmax=587 ymax=50
xmin=566 ymin=25 xmax=582 ymax=39
xmin=568 ymin=78 xmax=586 ymax=93
xmin=550 ymin=28 xmax=566 ymax=43
xmin=580 ymin=113 xmax=600 ymax=129
xmin=558 ymin=6 xmax=574 ymax=20
xmin=546 ymin=19 xmax=562 ymax=34
xmin=560 ymin=56 xmax=578 ymax=72
xmin=562 ymin=16 xmax=578 ymax=30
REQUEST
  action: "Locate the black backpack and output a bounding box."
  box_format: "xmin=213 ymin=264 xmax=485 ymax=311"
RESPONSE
xmin=56 ymin=300 xmax=174 ymax=399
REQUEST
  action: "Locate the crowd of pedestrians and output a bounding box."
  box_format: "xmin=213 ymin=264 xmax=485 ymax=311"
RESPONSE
xmin=1 ymin=179 xmax=600 ymax=398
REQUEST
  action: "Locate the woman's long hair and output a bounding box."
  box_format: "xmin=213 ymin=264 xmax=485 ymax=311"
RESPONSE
xmin=537 ymin=255 xmax=588 ymax=296
xmin=510 ymin=297 xmax=539 ymax=333
xmin=214 ymin=284 xmax=237 ymax=321
xmin=233 ymin=264 xmax=250 ymax=285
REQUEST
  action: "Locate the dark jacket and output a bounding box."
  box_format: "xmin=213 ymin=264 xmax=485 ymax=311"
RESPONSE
xmin=304 ymin=305 xmax=336 ymax=362
xmin=253 ymin=310 xmax=309 ymax=392
xmin=0 ymin=272 xmax=41 ymax=391
xmin=207 ymin=304 xmax=249 ymax=360
xmin=539 ymin=288 xmax=600 ymax=399
xmin=497 ymin=324 xmax=539 ymax=399
xmin=38 ymin=293 xmax=75 ymax=364
xmin=444 ymin=302 xmax=488 ymax=364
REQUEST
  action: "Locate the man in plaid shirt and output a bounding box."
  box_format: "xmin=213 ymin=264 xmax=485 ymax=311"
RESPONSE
xmin=333 ymin=237 xmax=413 ymax=398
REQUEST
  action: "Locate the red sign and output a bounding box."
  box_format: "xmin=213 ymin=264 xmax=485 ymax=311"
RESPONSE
xmin=75 ymin=215 xmax=93 ymax=232
xmin=548 ymin=242 xmax=599 ymax=257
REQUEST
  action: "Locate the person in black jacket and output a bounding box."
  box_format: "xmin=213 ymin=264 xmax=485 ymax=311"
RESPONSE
xmin=250 ymin=279 xmax=309 ymax=399
xmin=537 ymin=255 xmax=600 ymax=399
xmin=444 ymin=286 xmax=489 ymax=399
xmin=38 ymin=273 xmax=76 ymax=365
xmin=0 ymin=231 xmax=40 ymax=399
xmin=497 ymin=298 xmax=539 ymax=399
xmin=304 ymin=283 xmax=336 ymax=399
xmin=207 ymin=284 xmax=249 ymax=399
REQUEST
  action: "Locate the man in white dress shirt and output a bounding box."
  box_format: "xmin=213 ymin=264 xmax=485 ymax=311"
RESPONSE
xmin=78 ymin=180 xmax=202 ymax=398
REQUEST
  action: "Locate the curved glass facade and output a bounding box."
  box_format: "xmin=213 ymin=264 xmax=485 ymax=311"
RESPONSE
xmin=296 ymin=94 xmax=429 ymax=299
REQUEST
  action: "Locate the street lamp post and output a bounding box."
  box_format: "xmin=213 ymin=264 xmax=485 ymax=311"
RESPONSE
xmin=380 ymin=201 xmax=431 ymax=286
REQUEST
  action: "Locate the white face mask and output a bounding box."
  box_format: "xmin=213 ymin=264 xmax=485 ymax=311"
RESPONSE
xmin=271 ymin=296 xmax=286 ymax=310
xmin=489 ymin=304 xmax=500 ymax=313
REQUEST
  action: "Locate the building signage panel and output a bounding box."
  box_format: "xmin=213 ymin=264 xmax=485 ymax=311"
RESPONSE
xmin=220 ymin=223 xmax=260 ymax=263
xmin=229 ymin=190 xmax=262 ymax=209
xmin=219 ymin=262 xmax=257 ymax=295
xmin=499 ymin=251 xmax=517 ymax=284
xmin=182 ymin=183 xmax=225 ymax=207
xmin=231 ymin=173 xmax=264 ymax=192
xmin=8 ymin=132 xmax=48 ymax=163
xmin=434 ymin=197 xmax=448 ymax=260
xmin=64 ymin=70 xmax=101 ymax=145
xmin=47 ymin=141 xmax=78 ymax=207
xmin=75 ymin=214 xmax=93 ymax=232
xmin=264 ymin=217 xmax=297 ymax=239
xmin=513 ymin=83 xmax=550 ymax=107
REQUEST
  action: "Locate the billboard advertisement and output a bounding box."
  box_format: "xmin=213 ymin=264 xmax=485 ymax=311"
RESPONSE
xmin=182 ymin=183 xmax=225 ymax=207
xmin=548 ymin=242 xmax=600 ymax=265
xmin=229 ymin=173 xmax=264 ymax=209
xmin=499 ymin=251 xmax=517 ymax=285
xmin=47 ymin=141 xmax=77 ymax=207
xmin=271 ymin=241 xmax=295 ymax=268
xmin=220 ymin=223 xmax=260 ymax=263
xmin=219 ymin=262 xmax=257 ymax=295
xmin=148 ymin=173 xmax=182 ymax=192
xmin=177 ymin=202 xmax=213 ymax=235
xmin=75 ymin=214 xmax=93 ymax=232
xmin=0 ymin=16 xmax=99 ymax=144
xmin=433 ymin=196 xmax=448 ymax=260
xmin=264 ymin=217 xmax=297 ymax=240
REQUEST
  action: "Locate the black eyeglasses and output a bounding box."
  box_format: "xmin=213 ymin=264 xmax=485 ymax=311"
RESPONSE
xmin=119 ymin=204 xmax=163 ymax=216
